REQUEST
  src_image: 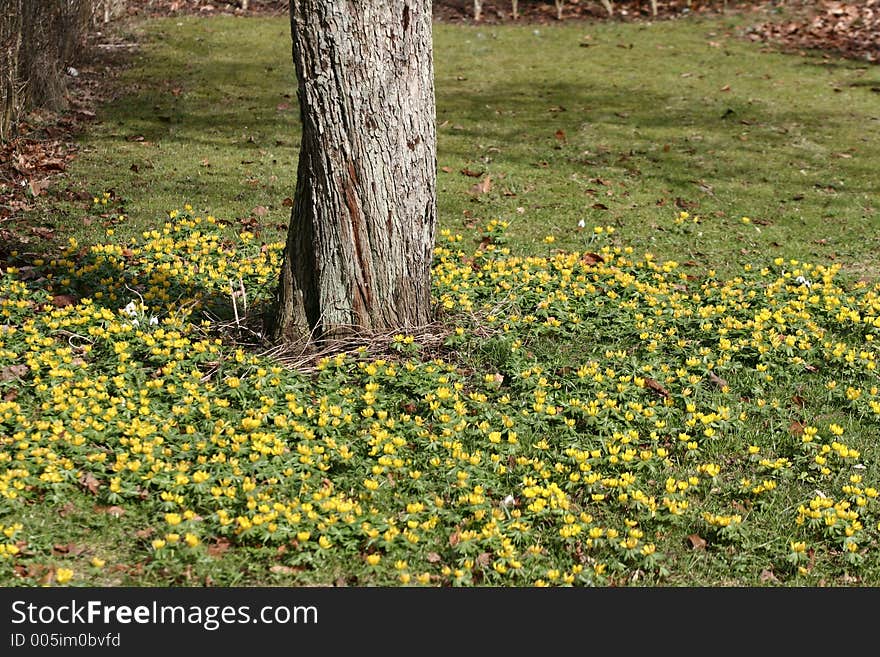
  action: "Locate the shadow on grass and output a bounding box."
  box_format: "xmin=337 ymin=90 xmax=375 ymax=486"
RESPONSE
xmin=438 ymin=77 xmax=879 ymax=196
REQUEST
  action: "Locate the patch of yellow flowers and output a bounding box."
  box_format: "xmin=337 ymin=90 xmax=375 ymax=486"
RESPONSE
xmin=1 ymin=212 xmax=879 ymax=586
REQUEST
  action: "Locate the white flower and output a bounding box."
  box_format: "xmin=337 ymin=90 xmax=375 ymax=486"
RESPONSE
xmin=122 ymin=301 xmax=138 ymax=317
xmin=501 ymin=495 xmax=515 ymax=508
xmin=577 ymin=219 xmax=586 ymax=228
xmin=795 ymin=275 xmax=812 ymax=290
xmin=149 ymin=316 xmax=159 ymax=326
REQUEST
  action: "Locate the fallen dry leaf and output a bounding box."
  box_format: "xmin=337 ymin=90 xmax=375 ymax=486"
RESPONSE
xmin=28 ymin=178 xmax=48 ymax=196
xmin=468 ymin=176 xmax=492 ymax=196
xmin=270 ymin=565 xmax=297 ymax=575
xmin=51 ymin=294 xmax=76 ymax=308
xmin=79 ymin=473 xmax=100 ymax=494
xmin=0 ymin=364 xmax=28 ymax=381
xmin=707 ymin=371 xmax=728 ymax=390
xmin=644 ymin=377 xmax=670 ymax=399
xmin=687 ymin=534 xmax=707 ymax=550
xmin=207 ymin=538 xmax=230 ymax=557
xmin=95 ymin=505 xmax=125 ymax=518
xmin=581 ymin=252 xmax=605 ymax=266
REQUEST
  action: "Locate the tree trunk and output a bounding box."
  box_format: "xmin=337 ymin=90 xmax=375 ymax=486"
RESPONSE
xmin=0 ymin=0 xmax=22 ymax=141
xmin=268 ymin=0 xmax=437 ymax=349
xmin=18 ymin=0 xmax=89 ymax=113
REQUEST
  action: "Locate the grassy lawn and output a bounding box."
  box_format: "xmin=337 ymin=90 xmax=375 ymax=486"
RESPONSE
xmin=2 ymin=11 xmax=880 ymax=587
xmin=45 ymin=13 xmax=880 ymax=279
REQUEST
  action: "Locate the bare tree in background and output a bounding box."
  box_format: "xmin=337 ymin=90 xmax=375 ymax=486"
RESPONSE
xmin=0 ymin=0 xmax=125 ymax=141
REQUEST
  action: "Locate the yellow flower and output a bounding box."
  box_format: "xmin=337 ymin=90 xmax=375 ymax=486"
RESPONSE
xmin=90 ymin=557 xmax=105 ymax=568
xmin=55 ymin=568 xmax=74 ymax=585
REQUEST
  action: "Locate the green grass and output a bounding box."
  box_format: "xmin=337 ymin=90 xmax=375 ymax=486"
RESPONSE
xmin=42 ymin=16 xmax=299 ymax=248
xmin=3 ymin=11 xmax=880 ymax=588
xmin=37 ymin=12 xmax=880 ymax=281
xmin=434 ymin=17 xmax=880 ymax=280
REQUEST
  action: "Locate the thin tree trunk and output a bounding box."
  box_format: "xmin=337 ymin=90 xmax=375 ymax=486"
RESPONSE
xmin=268 ymin=0 xmax=437 ymax=349
xmin=555 ymin=0 xmax=564 ymax=20
xmin=0 ymin=0 xmax=22 ymax=141
xmin=511 ymin=0 xmax=518 ymax=20
xmin=474 ymin=0 xmax=482 ymax=21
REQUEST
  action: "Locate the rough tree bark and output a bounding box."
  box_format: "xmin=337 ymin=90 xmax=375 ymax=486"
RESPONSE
xmin=267 ymin=0 xmax=437 ymax=349
xmin=0 ymin=0 xmax=22 ymax=141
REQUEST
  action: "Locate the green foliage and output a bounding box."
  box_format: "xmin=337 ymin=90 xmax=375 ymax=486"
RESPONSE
xmin=32 ymin=15 xmax=880 ymax=283
xmin=2 ymin=212 xmax=880 ymax=586
xmin=6 ymin=10 xmax=880 ymax=587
